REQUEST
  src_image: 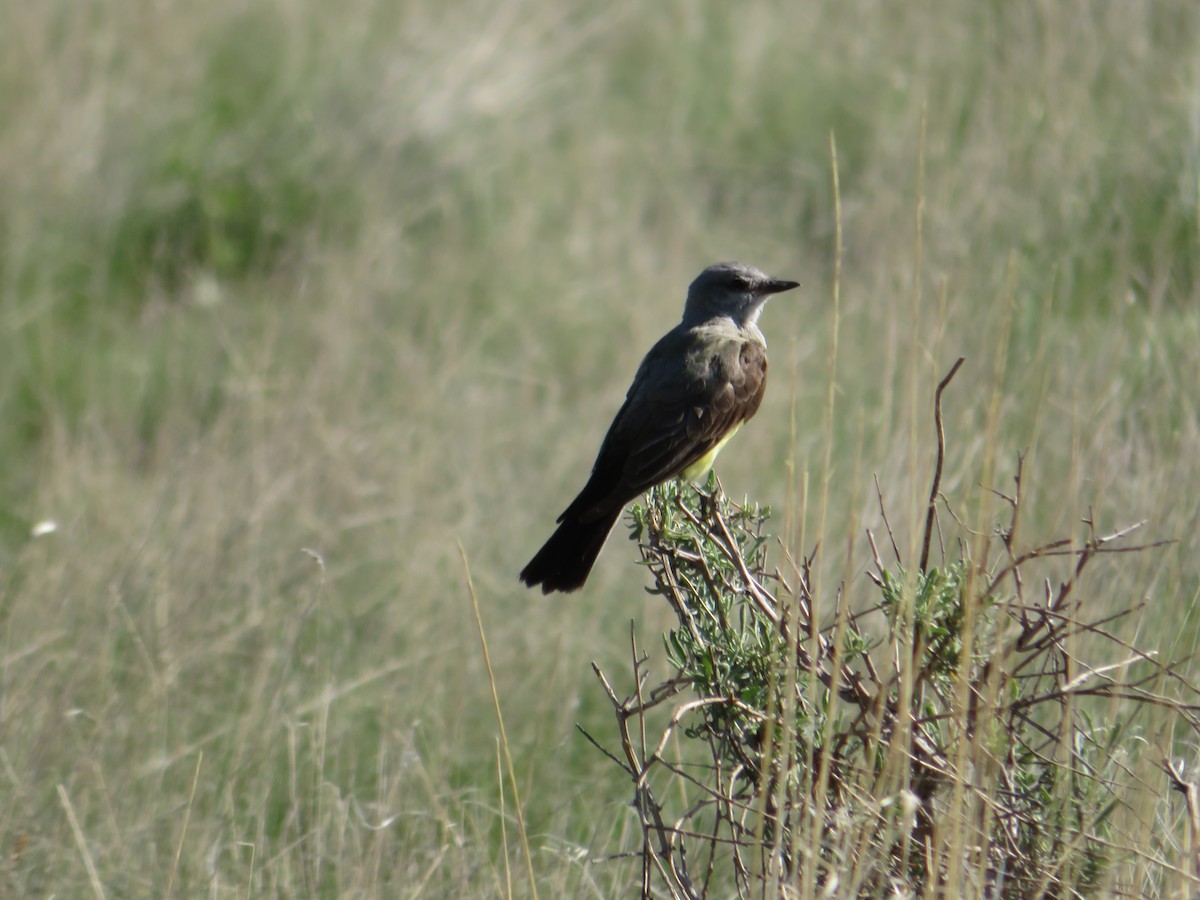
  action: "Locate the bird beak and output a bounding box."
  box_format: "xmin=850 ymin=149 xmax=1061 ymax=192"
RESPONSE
xmin=761 ymin=279 xmax=800 ymax=295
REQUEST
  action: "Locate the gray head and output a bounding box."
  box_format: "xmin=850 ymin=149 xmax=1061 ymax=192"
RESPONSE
xmin=682 ymin=262 xmax=799 ymax=328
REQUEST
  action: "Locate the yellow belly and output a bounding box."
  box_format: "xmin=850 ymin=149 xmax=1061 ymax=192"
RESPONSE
xmin=680 ymin=422 xmax=741 ymax=482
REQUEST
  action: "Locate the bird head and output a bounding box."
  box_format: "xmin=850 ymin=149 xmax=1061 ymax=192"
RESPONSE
xmin=683 ymin=262 xmax=799 ymax=328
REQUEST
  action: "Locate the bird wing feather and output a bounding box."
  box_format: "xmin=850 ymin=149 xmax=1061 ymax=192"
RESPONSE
xmin=564 ymin=329 xmax=767 ymax=523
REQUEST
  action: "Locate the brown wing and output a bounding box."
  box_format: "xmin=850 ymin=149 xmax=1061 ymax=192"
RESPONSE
xmin=563 ymin=330 xmax=767 ymax=524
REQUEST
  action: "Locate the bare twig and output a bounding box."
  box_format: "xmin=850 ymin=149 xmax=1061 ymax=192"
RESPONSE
xmin=920 ymin=356 xmax=964 ymax=572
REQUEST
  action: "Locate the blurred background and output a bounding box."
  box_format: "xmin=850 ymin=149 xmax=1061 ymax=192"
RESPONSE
xmin=1 ymin=1 xmax=1197 ymax=894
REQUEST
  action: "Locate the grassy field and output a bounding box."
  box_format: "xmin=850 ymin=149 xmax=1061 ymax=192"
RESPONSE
xmin=1 ymin=1 xmax=1198 ymax=895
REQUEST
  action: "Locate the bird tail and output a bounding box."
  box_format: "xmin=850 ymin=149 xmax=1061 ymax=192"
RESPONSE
xmin=519 ymin=508 xmax=621 ymax=594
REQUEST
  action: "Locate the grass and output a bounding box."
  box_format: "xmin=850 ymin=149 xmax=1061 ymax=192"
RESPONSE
xmin=0 ymin=0 xmax=1198 ymax=896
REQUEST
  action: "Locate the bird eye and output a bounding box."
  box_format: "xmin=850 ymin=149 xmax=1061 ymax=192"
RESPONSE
xmin=729 ymin=276 xmax=750 ymax=291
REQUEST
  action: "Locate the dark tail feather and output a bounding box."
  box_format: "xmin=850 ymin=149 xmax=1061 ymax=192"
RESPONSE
xmin=520 ymin=509 xmax=621 ymax=594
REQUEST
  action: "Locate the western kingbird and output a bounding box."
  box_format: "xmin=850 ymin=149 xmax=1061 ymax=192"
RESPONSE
xmin=520 ymin=261 xmax=798 ymax=594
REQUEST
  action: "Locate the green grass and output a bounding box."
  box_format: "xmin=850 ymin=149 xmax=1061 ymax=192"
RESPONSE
xmin=0 ymin=0 xmax=1198 ymax=895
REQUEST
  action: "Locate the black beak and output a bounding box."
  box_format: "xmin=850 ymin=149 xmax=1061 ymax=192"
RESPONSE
xmin=761 ymin=278 xmax=800 ymax=295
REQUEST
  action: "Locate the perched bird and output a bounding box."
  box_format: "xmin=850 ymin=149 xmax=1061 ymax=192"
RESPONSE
xmin=520 ymin=262 xmax=798 ymax=593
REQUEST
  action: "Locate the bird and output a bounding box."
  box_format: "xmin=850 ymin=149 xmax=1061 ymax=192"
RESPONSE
xmin=520 ymin=261 xmax=799 ymax=594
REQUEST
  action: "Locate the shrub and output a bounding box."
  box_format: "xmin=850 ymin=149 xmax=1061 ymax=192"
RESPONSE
xmin=584 ymin=368 xmax=1189 ymax=898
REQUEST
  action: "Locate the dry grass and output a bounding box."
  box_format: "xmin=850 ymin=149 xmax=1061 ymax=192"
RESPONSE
xmin=0 ymin=1 xmax=1197 ymax=896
